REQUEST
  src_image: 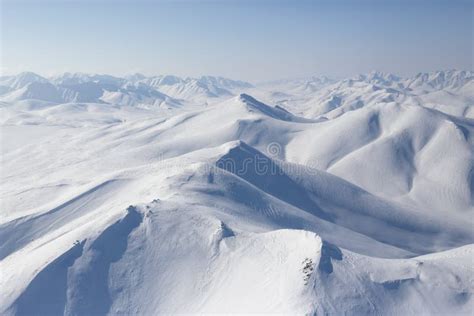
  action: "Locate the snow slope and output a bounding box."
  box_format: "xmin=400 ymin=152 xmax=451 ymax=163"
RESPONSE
xmin=0 ymin=70 xmax=473 ymax=315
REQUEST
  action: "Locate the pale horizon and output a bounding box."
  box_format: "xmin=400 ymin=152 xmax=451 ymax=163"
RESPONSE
xmin=2 ymin=0 xmax=472 ymax=81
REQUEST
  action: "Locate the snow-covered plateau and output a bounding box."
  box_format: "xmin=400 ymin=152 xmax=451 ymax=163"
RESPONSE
xmin=1 ymin=70 xmax=473 ymax=315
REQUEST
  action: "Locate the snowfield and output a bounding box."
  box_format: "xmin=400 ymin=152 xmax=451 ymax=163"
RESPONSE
xmin=0 ymin=70 xmax=473 ymax=315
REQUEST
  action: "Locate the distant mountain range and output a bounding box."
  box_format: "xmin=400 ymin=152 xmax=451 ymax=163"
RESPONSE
xmin=0 ymin=72 xmax=255 ymax=108
xmin=1 ymin=70 xmax=471 ymax=113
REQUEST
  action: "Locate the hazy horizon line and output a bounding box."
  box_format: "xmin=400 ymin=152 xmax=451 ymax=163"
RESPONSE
xmin=2 ymin=68 xmax=472 ymax=84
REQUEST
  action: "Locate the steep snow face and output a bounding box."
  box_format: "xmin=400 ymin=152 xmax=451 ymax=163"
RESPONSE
xmin=1 ymin=71 xmax=473 ymax=315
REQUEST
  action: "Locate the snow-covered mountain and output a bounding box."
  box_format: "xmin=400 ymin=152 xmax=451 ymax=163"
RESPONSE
xmin=257 ymin=75 xmax=335 ymax=97
xmin=100 ymin=82 xmax=182 ymax=109
xmin=1 ymin=70 xmax=473 ymax=315
xmin=0 ymin=72 xmax=255 ymax=107
xmin=0 ymin=72 xmax=49 ymax=90
xmin=140 ymin=75 xmax=254 ymax=104
xmin=259 ymin=70 xmax=474 ymax=119
xmin=0 ymin=81 xmax=64 ymax=104
xmin=404 ymin=70 xmax=473 ymax=91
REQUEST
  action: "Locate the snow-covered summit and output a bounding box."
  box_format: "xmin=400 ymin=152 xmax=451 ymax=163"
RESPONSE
xmin=0 ymin=72 xmax=49 ymax=90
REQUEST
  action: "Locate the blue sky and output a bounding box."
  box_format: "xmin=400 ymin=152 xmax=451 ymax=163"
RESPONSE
xmin=1 ymin=0 xmax=472 ymax=81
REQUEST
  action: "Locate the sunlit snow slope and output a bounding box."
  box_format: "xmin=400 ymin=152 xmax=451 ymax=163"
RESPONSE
xmin=0 ymin=70 xmax=473 ymax=315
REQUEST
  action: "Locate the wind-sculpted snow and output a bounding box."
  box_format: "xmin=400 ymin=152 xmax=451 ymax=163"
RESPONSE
xmin=0 ymin=71 xmax=473 ymax=315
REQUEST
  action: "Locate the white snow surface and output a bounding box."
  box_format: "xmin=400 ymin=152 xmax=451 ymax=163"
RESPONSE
xmin=0 ymin=70 xmax=473 ymax=315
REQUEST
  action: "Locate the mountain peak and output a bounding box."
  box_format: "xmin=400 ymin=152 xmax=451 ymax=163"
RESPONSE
xmin=238 ymin=93 xmax=257 ymax=104
xmin=0 ymin=72 xmax=49 ymax=90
